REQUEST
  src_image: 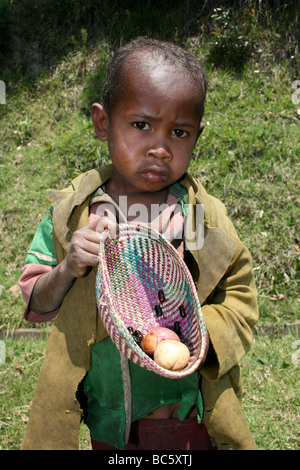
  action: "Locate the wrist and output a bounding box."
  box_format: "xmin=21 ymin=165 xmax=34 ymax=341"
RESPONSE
xmin=59 ymin=257 xmax=79 ymax=281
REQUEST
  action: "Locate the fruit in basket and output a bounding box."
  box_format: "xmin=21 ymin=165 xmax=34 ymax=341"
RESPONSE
xmin=142 ymin=327 xmax=180 ymax=355
xmin=153 ymin=340 xmax=190 ymax=371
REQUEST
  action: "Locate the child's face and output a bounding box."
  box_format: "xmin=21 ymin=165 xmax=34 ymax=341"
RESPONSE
xmin=92 ymin=61 xmax=204 ymax=196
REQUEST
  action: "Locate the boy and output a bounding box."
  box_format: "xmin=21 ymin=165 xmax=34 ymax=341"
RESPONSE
xmin=20 ymin=37 xmax=259 ymax=450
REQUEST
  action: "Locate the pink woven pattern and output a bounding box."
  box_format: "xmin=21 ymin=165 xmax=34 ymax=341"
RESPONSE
xmin=96 ymin=223 xmax=208 ymax=378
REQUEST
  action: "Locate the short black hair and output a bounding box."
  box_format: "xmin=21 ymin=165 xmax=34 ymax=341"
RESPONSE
xmin=102 ymin=37 xmax=208 ymax=118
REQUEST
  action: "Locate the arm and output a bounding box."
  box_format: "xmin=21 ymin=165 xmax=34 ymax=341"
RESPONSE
xmin=28 ymin=258 xmax=79 ymax=315
xmin=19 ymin=264 xmax=59 ymax=322
xmin=28 ymin=216 xmax=114 ymax=315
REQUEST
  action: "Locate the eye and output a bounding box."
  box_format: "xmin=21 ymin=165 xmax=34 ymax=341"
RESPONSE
xmin=172 ymin=129 xmax=190 ymax=138
xmin=132 ymin=121 xmax=150 ymax=131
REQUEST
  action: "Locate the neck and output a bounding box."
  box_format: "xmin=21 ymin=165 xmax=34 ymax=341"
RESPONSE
xmin=105 ymin=181 xmax=169 ymax=223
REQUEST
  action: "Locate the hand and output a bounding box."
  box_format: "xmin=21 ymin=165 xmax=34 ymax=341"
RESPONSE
xmin=65 ymin=216 xmax=118 ymax=279
xmin=29 ymin=216 xmax=119 ymax=315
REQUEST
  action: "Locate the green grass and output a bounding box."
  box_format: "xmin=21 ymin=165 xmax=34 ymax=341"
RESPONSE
xmin=1 ymin=333 xmax=299 ymax=450
xmin=0 ymin=334 xmax=91 ymax=450
xmin=240 ymin=332 xmax=300 ymax=450
xmin=0 ymin=336 xmax=48 ymax=450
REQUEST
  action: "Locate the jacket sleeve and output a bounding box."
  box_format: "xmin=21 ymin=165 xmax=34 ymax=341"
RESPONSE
xmin=19 ymin=209 xmax=59 ymax=323
xmin=200 ymin=238 xmax=259 ymax=381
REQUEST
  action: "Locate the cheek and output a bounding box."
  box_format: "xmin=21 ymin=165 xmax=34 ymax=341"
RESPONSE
xmin=179 ymin=159 xmax=192 ymax=176
xmin=108 ymin=139 xmax=138 ymax=172
xmin=173 ymin=146 xmax=193 ymax=167
xmin=109 ymin=127 xmax=139 ymax=154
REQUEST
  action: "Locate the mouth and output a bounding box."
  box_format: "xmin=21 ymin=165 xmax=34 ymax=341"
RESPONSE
xmin=139 ymin=166 xmax=169 ymax=183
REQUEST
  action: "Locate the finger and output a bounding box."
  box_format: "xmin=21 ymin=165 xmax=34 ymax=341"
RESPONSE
xmin=78 ymin=238 xmax=101 ymax=256
xmin=96 ymin=217 xmax=119 ymax=239
xmin=88 ymin=216 xmax=102 ymax=231
xmin=77 ymin=217 xmax=102 ymax=243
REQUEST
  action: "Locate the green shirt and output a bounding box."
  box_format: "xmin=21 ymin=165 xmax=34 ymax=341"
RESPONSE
xmin=84 ymin=337 xmax=203 ymax=449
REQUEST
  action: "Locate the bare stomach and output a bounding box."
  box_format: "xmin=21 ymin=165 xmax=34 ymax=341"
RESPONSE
xmin=145 ymin=402 xmax=197 ymax=419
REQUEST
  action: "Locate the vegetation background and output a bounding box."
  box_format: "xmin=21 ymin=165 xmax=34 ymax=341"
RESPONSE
xmin=0 ymin=0 xmax=299 ymax=450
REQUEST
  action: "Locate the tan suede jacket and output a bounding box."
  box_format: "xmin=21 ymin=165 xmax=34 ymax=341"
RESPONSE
xmin=22 ymin=165 xmax=259 ymax=450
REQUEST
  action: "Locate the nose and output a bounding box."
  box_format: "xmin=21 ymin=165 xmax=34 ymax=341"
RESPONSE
xmin=146 ymin=144 xmax=172 ymax=161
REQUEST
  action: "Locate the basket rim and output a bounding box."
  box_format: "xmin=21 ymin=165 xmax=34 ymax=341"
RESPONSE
xmin=96 ymin=222 xmax=208 ymax=378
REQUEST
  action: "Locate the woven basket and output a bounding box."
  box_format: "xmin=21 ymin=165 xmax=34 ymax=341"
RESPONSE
xmin=96 ymin=223 xmax=208 ymax=379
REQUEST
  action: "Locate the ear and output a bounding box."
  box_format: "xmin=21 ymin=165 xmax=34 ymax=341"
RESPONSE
xmin=91 ymin=103 xmax=108 ymax=141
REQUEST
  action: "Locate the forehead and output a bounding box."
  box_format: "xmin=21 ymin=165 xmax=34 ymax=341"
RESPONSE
xmin=119 ymin=57 xmax=204 ymax=115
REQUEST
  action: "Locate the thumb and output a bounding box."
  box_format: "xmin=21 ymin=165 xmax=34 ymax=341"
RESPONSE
xmin=88 ymin=216 xmax=102 ymax=231
xmin=96 ymin=216 xmax=119 ymax=238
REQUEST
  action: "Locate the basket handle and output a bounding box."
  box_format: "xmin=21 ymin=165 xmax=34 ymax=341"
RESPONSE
xmin=120 ymin=353 xmax=132 ymax=446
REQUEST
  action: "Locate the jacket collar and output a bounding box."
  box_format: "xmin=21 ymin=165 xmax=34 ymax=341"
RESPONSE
xmin=47 ymin=165 xmax=113 ymax=251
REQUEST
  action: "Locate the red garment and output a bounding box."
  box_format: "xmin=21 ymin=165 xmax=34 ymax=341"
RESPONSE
xmin=91 ymin=417 xmax=216 ymax=450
